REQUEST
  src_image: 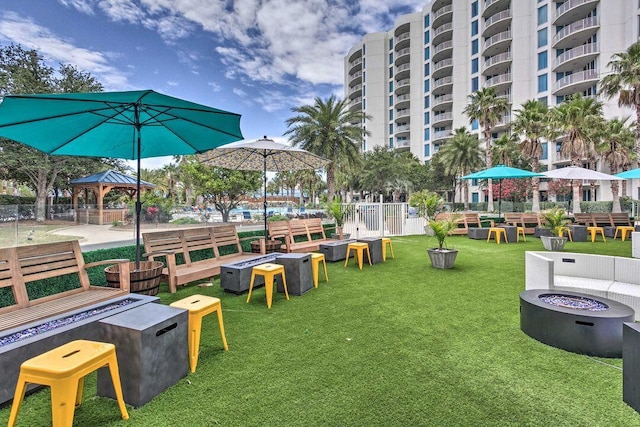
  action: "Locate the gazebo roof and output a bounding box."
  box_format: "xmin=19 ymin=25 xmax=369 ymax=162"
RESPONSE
xmin=70 ymin=170 xmax=155 ymax=188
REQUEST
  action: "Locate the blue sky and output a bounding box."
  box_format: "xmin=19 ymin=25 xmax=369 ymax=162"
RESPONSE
xmin=0 ymin=0 xmax=425 ymax=169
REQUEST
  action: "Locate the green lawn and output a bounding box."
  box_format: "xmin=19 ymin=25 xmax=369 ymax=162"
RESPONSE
xmin=2 ymin=235 xmax=640 ymax=426
xmin=0 ymin=223 xmax=80 ymax=247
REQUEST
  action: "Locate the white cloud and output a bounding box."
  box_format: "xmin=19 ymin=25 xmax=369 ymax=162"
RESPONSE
xmin=167 ymin=80 xmax=178 ymax=86
xmin=233 ymin=88 xmax=247 ymax=97
xmin=0 ymin=12 xmax=131 ymax=89
xmin=57 ymin=0 xmax=95 ymax=15
xmin=208 ymin=82 xmax=221 ymax=92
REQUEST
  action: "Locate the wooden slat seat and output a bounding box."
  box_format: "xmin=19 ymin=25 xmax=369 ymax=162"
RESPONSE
xmin=268 ymin=218 xmax=333 ymax=253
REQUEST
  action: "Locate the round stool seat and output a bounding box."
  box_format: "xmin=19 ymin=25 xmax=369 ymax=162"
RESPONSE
xmin=247 ymin=263 xmax=289 ymax=308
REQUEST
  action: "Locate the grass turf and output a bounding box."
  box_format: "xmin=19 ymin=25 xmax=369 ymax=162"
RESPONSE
xmin=2 ymin=235 xmax=640 ymax=426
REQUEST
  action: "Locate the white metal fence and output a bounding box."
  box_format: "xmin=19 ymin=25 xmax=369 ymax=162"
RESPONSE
xmin=341 ymin=202 xmax=426 ymax=238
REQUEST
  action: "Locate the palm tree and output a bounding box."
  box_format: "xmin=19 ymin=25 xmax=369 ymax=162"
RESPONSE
xmin=285 ymin=95 xmax=370 ymax=200
xmin=491 ymin=133 xmax=519 ymax=167
xmin=512 ymin=99 xmax=549 ymax=212
xmin=600 ymin=41 xmax=640 ymax=159
xmin=463 ymin=88 xmax=510 ymax=211
xmin=437 ymin=127 xmax=484 ymax=209
xmin=548 ymin=94 xmax=604 ymax=213
xmin=597 ymin=117 xmax=635 ymax=212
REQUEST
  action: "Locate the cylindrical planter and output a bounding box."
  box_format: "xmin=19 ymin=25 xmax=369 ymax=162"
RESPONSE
xmin=105 ymin=261 xmax=164 ymax=296
xmin=250 ymin=239 xmax=282 ymax=254
xmin=540 ymin=236 xmax=567 ymax=251
xmin=427 ymin=248 xmax=458 ymax=269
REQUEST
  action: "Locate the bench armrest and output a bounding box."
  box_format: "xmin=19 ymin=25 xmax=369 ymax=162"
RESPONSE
xmin=479 ymin=219 xmax=495 ymax=227
xmin=84 ymin=258 xmax=130 ymax=269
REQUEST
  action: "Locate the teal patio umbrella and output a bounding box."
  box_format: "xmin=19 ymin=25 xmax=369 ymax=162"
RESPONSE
xmin=461 ymin=165 xmax=544 ymax=216
xmin=0 ymin=90 xmax=243 ymax=266
xmin=616 ymin=168 xmax=640 ymax=179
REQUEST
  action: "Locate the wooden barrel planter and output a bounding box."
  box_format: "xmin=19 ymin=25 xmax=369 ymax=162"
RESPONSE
xmin=251 ymin=239 xmax=282 ymax=254
xmin=105 ymin=261 xmax=164 ymax=296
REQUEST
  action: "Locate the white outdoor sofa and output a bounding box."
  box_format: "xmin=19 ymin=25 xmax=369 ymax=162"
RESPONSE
xmin=525 ymin=251 xmax=640 ymax=320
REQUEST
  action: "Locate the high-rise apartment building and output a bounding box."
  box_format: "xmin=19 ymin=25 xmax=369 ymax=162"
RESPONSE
xmin=344 ymin=0 xmax=639 ymax=202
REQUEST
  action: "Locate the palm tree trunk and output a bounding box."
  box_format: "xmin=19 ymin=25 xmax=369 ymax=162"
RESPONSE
xmin=610 ymin=159 xmax=622 ymax=213
xmin=326 ymin=165 xmax=336 ymax=201
xmin=571 ymin=157 xmax=582 ymax=213
xmin=463 ymin=181 xmax=470 ymax=210
xmin=531 ymin=158 xmax=540 ymax=213
xmin=636 ymin=103 xmax=640 ymax=161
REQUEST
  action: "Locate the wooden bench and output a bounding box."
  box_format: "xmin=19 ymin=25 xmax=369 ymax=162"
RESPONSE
xmin=268 ymin=218 xmax=332 ymax=253
xmin=0 ymin=241 xmax=130 ymax=332
xmin=462 ymin=213 xmax=494 ymax=229
xmin=434 ymin=212 xmax=466 ymax=235
xmin=504 ymin=213 xmax=542 ymax=234
xmin=143 ymin=225 xmax=255 ymax=293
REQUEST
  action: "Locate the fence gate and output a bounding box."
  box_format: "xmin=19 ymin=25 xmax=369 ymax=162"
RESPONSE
xmin=341 ymin=202 xmax=426 ymax=238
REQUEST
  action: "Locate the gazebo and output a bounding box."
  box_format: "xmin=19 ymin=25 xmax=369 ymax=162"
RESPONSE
xmin=70 ymin=170 xmax=155 ymax=225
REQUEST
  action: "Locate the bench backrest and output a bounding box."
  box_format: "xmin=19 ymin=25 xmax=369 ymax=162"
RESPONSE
xmin=180 ymin=228 xmax=216 ymax=265
xmin=610 ymin=213 xmax=631 ymax=226
xmin=572 ymin=213 xmax=592 ymax=225
xmin=289 ymin=220 xmax=311 ymax=242
xmin=210 ymin=225 xmax=245 ymax=258
xmin=143 ymin=230 xmax=186 ymax=261
xmin=591 ymin=213 xmax=612 ymax=227
xmin=304 ymin=218 xmax=327 ymax=239
xmin=267 ymin=220 xmax=291 ymax=240
xmin=503 ymin=212 xmax=522 ymax=226
xmin=0 ymin=247 xmax=27 ymax=310
xmin=16 ymin=241 xmax=90 ymax=289
xmin=520 ymin=214 xmax=542 ymax=227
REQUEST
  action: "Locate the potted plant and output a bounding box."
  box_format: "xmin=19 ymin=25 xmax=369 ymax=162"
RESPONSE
xmin=426 ymin=215 xmax=460 ymax=269
xmin=325 ymin=197 xmax=351 ymax=239
xmin=409 ymin=190 xmax=443 ymax=236
xmin=540 ymin=207 xmax=571 ymax=251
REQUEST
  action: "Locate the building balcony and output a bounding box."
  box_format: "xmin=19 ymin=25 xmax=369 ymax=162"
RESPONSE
xmin=349 ymin=97 xmax=362 ymax=111
xmin=432 ymin=58 xmax=453 ymax=79
xmin=432 ymin=40 xmax=453 ymax=62
xmin=394 ymin=47 xmax=411 ymax=66
xmin=349 ymin=57 xmax=362 ymax=74
xmin=348 ymin=84 xmax=362 ymax=99
xmin=430 ymin=0 xmax=451 ymax=13
xmin=483 ymin=9 xmax=511 ymax=38
xmin=348 ymin=49 xmax=362 ymax=64
xmin=432 ymin=112 xmax=453 ymax=126
xmin=484 ymin=72 xmax=512 ymax=91
xmin=482 ymin=30 xmax=512 ymax=57
xmin=395 ymin=78 xmax=411 ymax=95
xmin=553 ymin=42 xmax=599 ymax=73
xmin=496 ymin=92 xmax=512 ymax=104
xmin=483 ymin=0 xmax=510 ymax=18
xmin=553 ymin=69 xmax=599 ymax=96
xmin=395 ymin=63 xmax=411 ymax=81
xmin=395 ymin=110 xmax=411 ymax=123
xmin=432 ymin=4 xmax=453 ymax=28
xmin=394 ymin=32 xmax=411 ymax=51
xmin=553 ymin=0 xmax=600 ymax=26
xmin=432 ymin=22 xmax=453 ymax=46
xmin=394 ymin=93 xmax=411 ymax=109
xmin=483 ymin=51 xmax=512 ymax=75
xmin=494 ymin=114 xmax=511 ymax=131
xmin=395 ymin=139 xmax=411 ymax=150
xmin=553 ymin=16 xmax=599 ymax=49
xmin=432 ymin=93 xmax=453 ymax=109
xmin=348 ymin=70 xmax=362 ymax=86
xmin=432 ymin=129 xmax=453 ymax=144
xmin=432 ymin=76 xmax=453 ymax=95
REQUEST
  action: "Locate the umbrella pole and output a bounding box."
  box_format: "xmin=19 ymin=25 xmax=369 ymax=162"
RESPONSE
xmin=134 ymin=107 xmax=142 ymax=270
xmin=498 ymin=179 xmax=502 ymax=219
xmin=263 ymin=155 xmax=268 ymax=240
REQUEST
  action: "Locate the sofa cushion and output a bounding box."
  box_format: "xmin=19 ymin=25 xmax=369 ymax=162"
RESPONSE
xmin=608 ymin=281 xmax=640 ymax=320
xmin=553 ymin=275 xmax=613 ymax=298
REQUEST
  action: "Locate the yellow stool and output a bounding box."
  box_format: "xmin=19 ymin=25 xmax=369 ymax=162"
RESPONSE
xmin=587 ymin=226 xmax=606 ymax=242
xmin=8 ymin=340 xmax=128 ymax=427
xmin=615 ymin=226 xmax=635 ymax=241
xmin=344 ymin=242 xmax=372 ymax=269
xmin=247 ymin=263 xmax=289 ymax=309
xmin=170 ymin=294 xmax=229 ymax=373
xmin=310 ymin=253 xmax=328 ymax=287
xmin=564 ymin=228 xmax=573 ymax=242
xmin=487 ymin=227 xmax=508 ymax=244
xmin=516 ymin=227 xmax=526 ymax=242
xmin=382 ymin=237 xmax=395 ymax=261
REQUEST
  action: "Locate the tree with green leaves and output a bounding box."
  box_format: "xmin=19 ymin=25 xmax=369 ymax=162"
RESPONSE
xmin=180 ymin=158 xmax=261 ymax=222
xmin=285 ymin=95 xmax=369 ymax=200
xmin=548 ymin=94 xmax=605 ymax=213
xmin=463 ymin=87 xmax=510 ymax=212
xmin=0 ymin=44 xmax=106 ymax=221
xmin=512 ymin=99 xmax=549 ymax=212
xmin=597 ymin=117 xmax=635 ymax=213
xmin=600 ymin=41 xmax=640 ymax=159
xmin=436 ymin=127 xmax=483 ymax=209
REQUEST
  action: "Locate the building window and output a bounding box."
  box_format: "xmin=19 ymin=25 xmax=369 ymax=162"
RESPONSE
xmin=538 ymin=96 xmax=548 ymax=106
xmin=389 ymin=138 xmax=394 ymax=148
xmin=389 ymin=66 xmax=393 ymax=78
xmin=541 ymin=142 xmax=548 ymax=160
xmin=537 ymin=28 xmax=547 ymax=48
xmin=471 ymin=77 xmax=479 ymax=92
xmin=362 ymin=58 xmax=365 ymax=69
xmin=471 ymin=39 xmax=479 ymax=55
xmin=424 ymin=112 xmax=430 ymax=125
xmin=434 ymin=143 xmax=440 ymax=153
xmin=471 ymin=1 xmax=478 ymax=17
xmin=363 ymin=99 xmax=366 ymax=109
xmin=556 ymin=142 xmax=562 ymax=153
xmin=471 ymin=58 xmax=479 ymax=74
xmin=389 ymin=53 xmax=393 ymax=64
xmin=389 ymin=95 xmax=393 ymax=106
xmin=424 ymin=30 xmax=430 ymax=44
xmin=389 ymin=81 xmax=393 ymax=92
xmin=424 ymin=47 xmax=430 ymax=60
xmin=538 ymin=51 xmax=548 ymax=70
xmin=471 ymin=20 xmax=478 ymax=37
xmin=424 ymin=14 xmax=430 ymax=28
xmin=424 ymin=63 xmax=430 ymax=76
xmin=537 ymin=5 xmax=548 ymax=26
xmin=424 ymin=143 xmax=430 ymax=156
xmin=424 ymin=96 xmax=430 ymax=108
xmin=424 ymin=79 xmax=430 ymax=92
xmin=538 ymin=74 xmax=548 ymax=92
xmin=389 ymin=109 xmax=393 ymax=120
xmin=389 ymin=39 xmax=393 ymax=50
xmin=472 ymin=193 xmax=479 ymax=203
xmin=424 ymin=129 xmax=430 ymax=141
xmin=363 ymin=71 xmax=365 ymax=82
xmin=389 ymin=124 xmax=394 ymax=134
xmin=471 ymin=119 xmax=479 ymax=130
